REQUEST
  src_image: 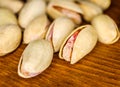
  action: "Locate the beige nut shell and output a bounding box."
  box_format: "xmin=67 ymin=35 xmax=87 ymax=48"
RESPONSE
xmin=46 ymin=17 xmax=75 ymax=52
xmin=91 ymin=14 xmax=120 ymax=44
xmin=0 ymin=8 xmax=17 ymax=26
xmin=19 ymin=0 xmax=46 ymax=28
xmin=18 ymin=40 xmax=53 ymax=78
xmin=23 ymin=14 xmax=49 ymax=44
xmin=59 ymin=25 xmax=98 ymax=64
xmin=0 ymin=24 xmax=22 ymax=56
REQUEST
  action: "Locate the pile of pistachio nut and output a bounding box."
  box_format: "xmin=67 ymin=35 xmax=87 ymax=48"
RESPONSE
xmin=0 ymin=0 xmax=119 ymax=78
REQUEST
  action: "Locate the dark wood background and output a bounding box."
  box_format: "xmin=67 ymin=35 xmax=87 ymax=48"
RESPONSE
xmin=0 ymin=0 xmax=120 ymax=87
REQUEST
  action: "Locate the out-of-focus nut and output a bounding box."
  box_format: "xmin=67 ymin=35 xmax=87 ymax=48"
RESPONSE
xmin=19 ymin=0 xmax=46 ymax=28
xmin=0 ymin=24 xmax=22 ymax=56
xmin=0 ymin=8 xmax=17 ymax=26
xmin=87 ymin=0 xmax=111 ymax=10
xmin=23 ymin=14 xmax=50 ymax=44
xmin=0 ymin=0 xmax=24 ymax=13
xmin=77 ymin=0 xmax=103 ymax=22
xmin=91 ymin=14 xmax=120 ymax=44
xmin=47 ymin=0 xmax=83 ymax=25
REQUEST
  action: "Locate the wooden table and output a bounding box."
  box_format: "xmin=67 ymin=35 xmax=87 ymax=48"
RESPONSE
xmin=0 ymin=0 xmax=120 ymax=87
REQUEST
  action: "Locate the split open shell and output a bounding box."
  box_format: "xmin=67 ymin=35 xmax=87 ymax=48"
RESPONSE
xmin=18 ymin=39 xmax=53 ymax=78
xmin=23 ymin=14 xmax=50 ymax=44
xmin=47 ymin=0 xmax=83 ymax=25
xmin=91 ymin=14 xmax=120 ymax=44
xmin=46 ymin=17 xmax=75 ymax=52
xmin=59 ymin=25 xmax=97 ymax=64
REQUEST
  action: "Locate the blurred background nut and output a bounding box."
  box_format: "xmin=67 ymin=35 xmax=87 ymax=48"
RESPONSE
xmin=0 ymin=24 xmax=22 ymax=56
xmin=0 ymin=8 xmax=17 ymax=26
xmin=77 ymin=0 xmax=103 ymax=22
xmin=19 ymin=0 xmax=46 ymax=28
xmin=91 ymin=14 xmax=120 ymax=44
xmin=46 ymin=17 xmax=75 ymax=52
xmin=47 ymin=0 xmax=83 ymax=25
xmin=18 ymin=39 xmax=53 ymax=78
xmin=86 ymin=0 xmax=111 ymax=10
xmin=0 ymin=0 xmax=24 ymax=13
xmin=23 ymin=14 xmax=50 ymax=44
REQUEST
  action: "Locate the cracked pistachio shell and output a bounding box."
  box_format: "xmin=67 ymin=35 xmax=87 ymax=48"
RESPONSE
xmin=87 ymin=0 xmax=111 ymax=10
xmin=91 ymin=14 xmax=120 ymax=44
xmin=23 ymin=14 xmax=50 ymax=44
xmin=46 ymin=17 xmax=75 ymax=52
xmin=59 ymin=25 xmax=97 ymax=64
xmin=0 ymin=24 xmax=22 ymax=56
xmin=47 ymin=0 xmax=83 ymax=25
xmin=78 ymin=0 xmax=103 ymax=22
xmin=18 ymin=40 xmax=53 ymax=78
xmin=0 ymin=0 xmax=24 ymax=13
xmin=19 ymin=0 xmax=46 ymax=28
xmin=0 ymin=8 xmax=17 ymax=26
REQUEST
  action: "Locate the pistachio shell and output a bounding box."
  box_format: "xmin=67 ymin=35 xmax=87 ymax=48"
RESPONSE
xmin=19 ymin=0 xmax=46 ymax=28
xmin=46 ymin=17 xmax=75 ymax=52
xmin=18 ymin=40 xmax=53 ymax=78
xmin=78 ymin=0 xmax=103 ymax=22
xmin=47 ymin=0 xmax=83 ymax=25
xmin=0 ymin=8 xmax=17 ymax=26
xmin=91 ymin=14 xmax=120 ymax=44
xmin=0 ymin=0 xmax=24 ymax=13
xmin=23 ymin=14 xmax=50 ymax=44
xmin=59 ymin=25 xmax=97 ymax=64
xmin=87 ymin=0 xmax=111 ymax=10
xmin=0 ymin=24 xmax=22 ymax=56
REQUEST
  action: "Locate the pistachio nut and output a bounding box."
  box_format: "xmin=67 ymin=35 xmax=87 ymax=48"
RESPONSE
xmin=0 ymin=8 xmax=17 ymax=26
xmin=46 ymin=17 xmax=75 ymax=52
xmin=47 ymin=0 xmax=83 ymax=25
xmin=18 ymin=40 xmax=53 ymax=78
xmin=91 ymin=14 xmax=120 ymax=44
xmin=19 ymin=0 xmax=46 ymax=28
xmin=0 ymin=0 xmax=24 ymax=13
xmin=77 ymin=0 xmax=102 ymax=22
xmin=48 ymin=0 xmax=75 ymax=2
xmin=0 ymin=24 xmax=22 ymax=56
xmin=59 ymin=25 xmax=97 ymax=64
xmin=87 ymin=0 xmax=111 ymax=10
xmin=23 ymin=14 xmax=50 ymax=44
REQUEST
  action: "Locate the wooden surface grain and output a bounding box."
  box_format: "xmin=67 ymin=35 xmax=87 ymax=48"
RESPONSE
xmin=0 ymin=0 xmax=120 ymax=87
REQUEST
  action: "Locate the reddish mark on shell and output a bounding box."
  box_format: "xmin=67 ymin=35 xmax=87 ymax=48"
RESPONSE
xmin=62 ymin=30 xmax=80 ymax=61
